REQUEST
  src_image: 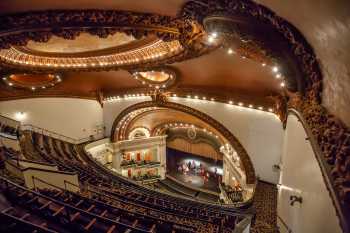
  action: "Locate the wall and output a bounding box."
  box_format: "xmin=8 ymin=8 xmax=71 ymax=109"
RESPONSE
xmin=277 ymin=114 xmax=341 ymax=233
xmin=0 ymin=98 xmax=103 ymax=139
xmin=103 ymin=97 xmax=151 ymax=137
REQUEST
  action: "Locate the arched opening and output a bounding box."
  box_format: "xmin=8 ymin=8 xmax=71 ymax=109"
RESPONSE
xmin=110 ymin=100 xmax=256 ymax=187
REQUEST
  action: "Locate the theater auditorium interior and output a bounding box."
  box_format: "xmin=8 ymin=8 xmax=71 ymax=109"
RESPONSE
xmin=0 ymin=0 xmax=349 ymax=233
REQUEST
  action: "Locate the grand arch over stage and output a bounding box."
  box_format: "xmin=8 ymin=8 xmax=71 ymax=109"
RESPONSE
xmin=110 ymin=99 xmax=256 ymax=185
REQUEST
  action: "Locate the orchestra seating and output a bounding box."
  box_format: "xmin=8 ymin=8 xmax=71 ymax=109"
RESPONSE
xmin=0 ymin=130 xmax=254 ymax=233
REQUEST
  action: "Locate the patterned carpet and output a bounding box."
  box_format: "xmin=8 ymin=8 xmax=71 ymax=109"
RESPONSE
xmin=250 ymin=180 xmax=279 ymax=233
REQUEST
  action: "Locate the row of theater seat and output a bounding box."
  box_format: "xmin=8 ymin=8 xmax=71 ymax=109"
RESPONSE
xmin=31 ymin=132 xmax=226 ymax=232
xmin=0 ymin=131 xmax=254 ymax=232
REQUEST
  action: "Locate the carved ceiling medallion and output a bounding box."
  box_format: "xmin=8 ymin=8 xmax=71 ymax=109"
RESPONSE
xmin=130 ymin=66 xmax=177 ymax=90
xmin=187 ymin=127 xmax=197 ymax=140
xmin=21 ymin=32 xmax=137 ymax=55
xmin=2 ymin=73 xmax=62 ymax=91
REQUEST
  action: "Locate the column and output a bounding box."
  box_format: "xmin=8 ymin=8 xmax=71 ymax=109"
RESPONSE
xmin=157 ymin=136 xmax=167 ymax=179
xmin=111 ymin=142 xmax=123 ymax=174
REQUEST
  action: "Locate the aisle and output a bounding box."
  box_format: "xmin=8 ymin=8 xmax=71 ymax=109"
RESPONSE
xmin=251 ymin=181 xmax=279 ymax=233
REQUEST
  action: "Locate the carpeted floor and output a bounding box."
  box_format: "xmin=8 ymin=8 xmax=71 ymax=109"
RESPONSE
xmin=251 ymin=181 xmax=279 ymax=233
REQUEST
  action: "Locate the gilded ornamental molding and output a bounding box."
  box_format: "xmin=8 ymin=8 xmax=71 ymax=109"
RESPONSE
xmin=0 ymin=10 xmax=214 ymax=72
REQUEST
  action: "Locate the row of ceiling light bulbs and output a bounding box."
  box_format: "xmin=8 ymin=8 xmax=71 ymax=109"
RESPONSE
xmin=208 ymin=32 xmax=286 ymax=88
xmin=228 ymin=48 xmax=286 ymax=88
xmin=0 ymin=42 xmax=181 ymax=68
xmin=170 ymin=94 xmax=274 ymax=112
xmin=2 ymin=76 xmax=62 ymax=90
xmin=104 ymin=93 xmax=274 ymax=113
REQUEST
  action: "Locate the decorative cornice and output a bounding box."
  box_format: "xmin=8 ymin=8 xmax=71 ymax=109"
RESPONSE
xmin=0 ymin=9 xmax=214 ymax=72
xmin=110 ymin=101 xmax=256 ymax=184
xmin=181 ymin=0 xmax=322 ymax=97
xmin=129 ymin=66 xmax=178 ymax=90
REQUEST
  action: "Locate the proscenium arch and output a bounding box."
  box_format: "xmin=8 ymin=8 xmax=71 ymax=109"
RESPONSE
xmin=110 ymin=101 xmax=256 ymax=184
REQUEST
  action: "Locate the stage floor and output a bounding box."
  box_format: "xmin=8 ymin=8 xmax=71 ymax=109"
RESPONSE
xmin=166 ymin=148 xmax=222 ymax=193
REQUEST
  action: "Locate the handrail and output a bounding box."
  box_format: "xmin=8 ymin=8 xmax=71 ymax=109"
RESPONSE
xmin=277 ymin=215 xmax=292 ymax=233
xmin=6 ymin=159 xmax=77 ymax=175
xmin=166 ymin=174 xmax=220 ymax=197
xmin=0 ymin=132 xmax=18 ymax=140
xmin=21 ymin=124 xmax=103 ymax=144
xmin=0 ymin=210 xmax=58 ymax=233
xmin=9 ymin=158 xmax=56 ymax=167
xmin=0 ymin=114 xmax=20 ymax=125
xmin=233 ymin=216 xmax=252 ymax=233
xmin=32 ymin=176 xmax=79 ymax=192
xmin=22 ymin=124 xmax=76 ymax=141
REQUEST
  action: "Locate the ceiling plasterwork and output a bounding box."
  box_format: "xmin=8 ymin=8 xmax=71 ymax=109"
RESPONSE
xmin=0 ymin=10 xmax=213 ymax=72
xmin=22 ymin=32 xmax=137 ymax=54
xmin=2 ymin=73 xmax=62 ymax=91
xmin=130 ymin=66 xmax=178 ymax=90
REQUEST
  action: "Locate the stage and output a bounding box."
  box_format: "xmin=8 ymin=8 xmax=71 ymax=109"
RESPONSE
xmin=166 ymin=147 xmax=223 ymax=193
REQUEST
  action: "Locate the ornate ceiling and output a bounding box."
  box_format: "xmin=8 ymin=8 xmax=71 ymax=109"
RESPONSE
xmin=0 ymin=0 xmax=296 ymax=110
